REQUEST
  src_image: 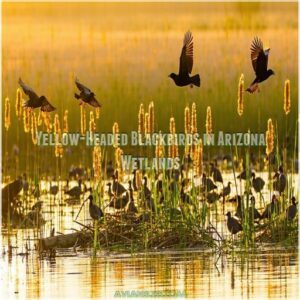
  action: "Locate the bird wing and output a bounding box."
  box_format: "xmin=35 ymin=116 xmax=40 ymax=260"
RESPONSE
xmin=18 ymin=78 xmax=39 ymax=100
xmin=179 ymin=31 xmax=194 ymax=76
xmin=41 ymin=97 xmax=56 ymax=112
xmin=250 ymin=37 xmax=268 ymax=76
xmin=89 ymin=97 xmax=101 ymax=108
xmin=75 ymin=78 xmax=92 ymax=94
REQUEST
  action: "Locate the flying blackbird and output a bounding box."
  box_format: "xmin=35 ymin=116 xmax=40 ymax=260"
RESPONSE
xmin=74 ymin=78 xmax=101 ymax=107
xmin=169 ymin=31 xmax=200 ymax=87
xmin=19 ymin=78 xmax=55 ymax=112
xmin=246 ymin=37 xmax=274 ymax=93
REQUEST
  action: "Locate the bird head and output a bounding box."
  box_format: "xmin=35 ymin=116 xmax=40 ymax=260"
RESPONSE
xmin=250 ymin=196 xmax=255 ymax=203
xmin=39 ymin=95 xmax=47 ymax=101
xmin=267 ymin=69 xmax=275 ymax=76
xmin=291 ymin=196 xmax=296 ymax=205
xmin=228 ymin=182 xmax=232 ymax=186
xmin=271 ymin=194 xmax=277 ymax=202
xmin=86 ymin=195 xmax=93 ymax=202
xmin=226 ymin=212 xmax=231 ymax=218
xmin=106 ymin=182 xmax=111 ymax=186
xmin=251 ymin=172 xmax=256 ymax=178
xmin=168 ymin=73 xmax=176 ymax=80
xmin=128 ymin=180 xmax=132 ymax=188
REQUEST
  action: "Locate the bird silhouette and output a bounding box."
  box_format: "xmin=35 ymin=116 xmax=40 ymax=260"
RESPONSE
xmin=169 ymin=31 xmax=200 ymax=87
xmin=74 ymin=78 xmax=101 ymax=107
xmin=87 ymin=195 xmax=104 ymax=221
xmin=286 ymin=196 xmax=297 ymax=221
xmin=251 ymin=173 xmax=265 ymax=193
xmin=19 ymin=78 xmax=56 ymax=112
xmin=246 ymin=37 xmax=274 ymax=93
xmin=226 ymin=212 xmax=243 ymax=234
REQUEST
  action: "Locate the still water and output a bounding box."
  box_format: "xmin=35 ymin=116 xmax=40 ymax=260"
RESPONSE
xmin=0 ymin=246 xmax=299 ymax=299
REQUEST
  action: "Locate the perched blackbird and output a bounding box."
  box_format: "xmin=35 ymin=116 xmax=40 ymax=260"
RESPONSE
xmin=169 ymin=31 xmax=200 ymax=87
xmin=74 ymin=78 xmax=101 ymax=107
xmin=286 ymin=196 xmax=297 ymax=221
xmin=246 ymin=37 xmax=274 ymax=93
xmin=19 ymin=78 xmax=55 ymax=112
xmin=226 ymin=212 xmax=243 ymax=235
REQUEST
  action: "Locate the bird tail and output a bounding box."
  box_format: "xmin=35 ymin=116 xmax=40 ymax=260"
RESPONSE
xmin=191 ymin=74 xmax=200 ymax=87
xmin=74 ymin=93 xmax=80 ymax=100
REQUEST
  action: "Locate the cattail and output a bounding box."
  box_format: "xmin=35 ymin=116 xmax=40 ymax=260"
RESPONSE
xmin=184 ymin=106 xmax=191 ymax=134
xmin=115 ymin=147 xmax=123 ymax=180
xmin=95 ymin=107 xmax=101 ymax=119
xmin=42 ymin=112 xmax=52 ymax=133
xmin=191 ymin=102 xmax=197 ymax=134
xmin=112 ymin=122 xmax=119 ymax=148
xmin=138 ymin=104 xmax=145 ymax=135
xmin=237 ymin=74 xmax=244 ymax=116
xmin=93 ymin=145 xmax=102 ymax=180
xmin=89 ymin=111 xmax=96 ymax=133
xmin=155 ymin=132 xmax=164 ymax=159
xmin=135 ymin=170 xmax=142 ymax=189
xmin=15 ymin=89 xmax=22 ymax=118
xmin=194 ymin=139 xmax=203 ymax=176
xmin=148 ymin=101 xmax=154 ymax=134
xmin=80 ymin=105 xmax=86 ymax=135
xmin=168 ymin=117 xmax=178 ymax=158
xmin=63 ymin=110 xmax=69 ymax=133
xmin=144 ymin=112 xmax=150 ymax=135
xmin=266 ymin=118 xmax=274 ymax=156
xmin=205 ymin=106 xmax=212 ymax=134
xmin=31 ymin=112 xmax=38 ymax=145
xmin=37 ymin=111 xmax=42 ymax=126
xmin=55 ymin=144 xmax=64 ymax=158
xmin=23 ymin=108 xmax=31 ymax=133
xmin=284 ymin=79 xmax=291 ymax=115
xmin=54 ymin=114 xmax=61 ymax=135
xmin=4 ymin=97 xmax=11 ymax=131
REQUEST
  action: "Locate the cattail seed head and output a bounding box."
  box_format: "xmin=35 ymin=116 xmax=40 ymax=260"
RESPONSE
xmin=148 ymin=101 xmax=154 ymax=134
xmin=63 ymin=110 xmax=69 ymax=133
xmin=112 ymin=122 xmax=120 ymax=148
xmin=80 ymin=105 xmax=86 ymax=135
xmin=191 ymin=102 xmax=197 ymax=134
xmin=144 ymin=112 xmax=150 ymax=135
xmin=237 ymin=74 xmax=244 ymax=116
xmin=95 ymin=107 xmax=100 ymax=119
xmin=42 ymin=112 xmax=52 ymax=133
xmin=194 ymin=139 xmax=203 ymax=176
xmin=138 ymin=104 xmax=145 ymax=135
xmin=23 ymin=108 xmax=31 ymax=133
xmin=31 ymin=112 xmax=38 ymax=145
xmin=15 ymin=89 xmax=22 ymax=118
xmin=89 ymin=111 xmax=96 ymax=133
xmin=37 ymin=111 xmax=42 ymax=126
xmin=205 ymin=106 xmax=212 ymax=134
xmin=4 ymin=97 xmax=11 ymax=131
xmin=284 ymin=79 xmax=291 ymax=115
xmin=115 ymin=147 xmax=124 ymax=179
xmin=266 ymin=118 xmax=274 ymax=156
xmin=184 ymin=106 xmax=191 ymax=134
xmin=93 ymin=145 xmax=102 ymax=180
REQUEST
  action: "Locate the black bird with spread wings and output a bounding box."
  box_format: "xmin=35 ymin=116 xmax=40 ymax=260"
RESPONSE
xmin=74 ymin=78 xmax=101 ymax=107
xmin=19 ymin=78 xmax=56 ymax=112
xmin=246 ymin=37 xmax=274 ymax=93
xmin=169 ymin=31 xmax=200 ymax=87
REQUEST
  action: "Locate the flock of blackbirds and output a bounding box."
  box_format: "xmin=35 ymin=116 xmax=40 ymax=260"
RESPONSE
xmin=6 ymin=31 xmax=295 ymax=238
xmin=18 ymin=32 xmax=274 ymax=112
xmin=2 ymin=158 xmax=297 ymax=236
